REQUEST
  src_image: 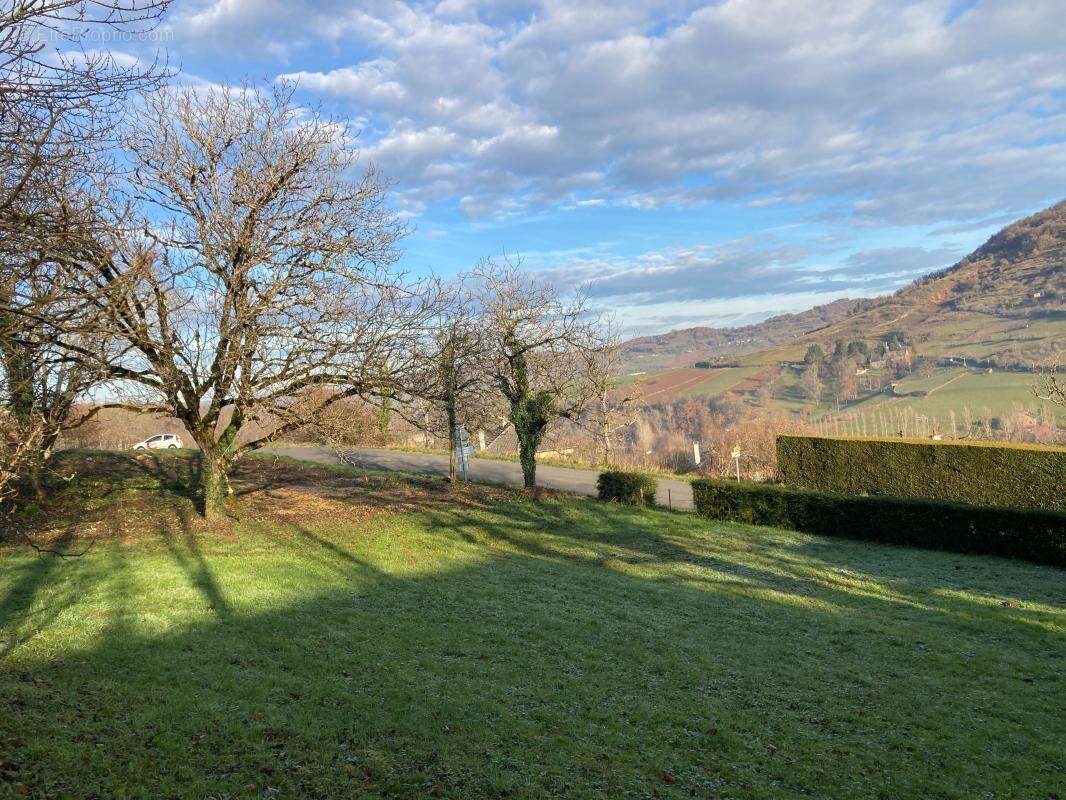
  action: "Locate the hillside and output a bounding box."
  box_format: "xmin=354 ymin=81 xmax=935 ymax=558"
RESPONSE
xmin=743 ymin=200 xmax=1065 ymax=368
xmin=618 ymin=201 xmax=1065 ymax=436
xmin=625 ymin=200 xmax=1065 ymax=374
xmin=620 ymin=298 xmax=861 ymax=372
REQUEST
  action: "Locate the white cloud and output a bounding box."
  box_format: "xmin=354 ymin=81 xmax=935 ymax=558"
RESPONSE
xmin=170 ymin=0 xmax=1064 ymax=227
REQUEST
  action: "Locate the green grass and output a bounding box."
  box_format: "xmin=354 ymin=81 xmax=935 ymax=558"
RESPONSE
xmin=1 ymin=453 xmax=1064 ymax=799
xmin=846 ymin=369 xmax=1058 ymax=425
xmin=758 ymin=366 xmax=1064 ymax=434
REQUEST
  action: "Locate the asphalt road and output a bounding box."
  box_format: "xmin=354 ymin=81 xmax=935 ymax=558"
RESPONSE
xmin=264 ymin=445 xmax=694 ymax=511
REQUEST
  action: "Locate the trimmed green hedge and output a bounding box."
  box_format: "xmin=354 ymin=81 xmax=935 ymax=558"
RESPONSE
xmin=691 ymin=478 xmax=1066 ymax=567
xmin=597 ymin=471 xmax=658 ymax=507
xmin=777 ymin=435 xmax=1065 ymax=512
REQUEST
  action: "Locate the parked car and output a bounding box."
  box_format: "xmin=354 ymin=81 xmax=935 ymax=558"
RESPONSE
xmin=132 ymin=433 xmax=183 ymax=450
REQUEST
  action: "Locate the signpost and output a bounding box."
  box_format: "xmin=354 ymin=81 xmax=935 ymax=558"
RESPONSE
xmin=692 ymin=441 xmax=701 ymax=466
xmin=730 ymin=444 xmax=742 ymax=481
xmin=454 ymin=425 xmax=474 ymax=480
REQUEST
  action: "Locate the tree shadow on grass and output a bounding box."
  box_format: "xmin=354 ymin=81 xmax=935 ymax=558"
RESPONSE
xmin=415 ymin=497 xmax=1066 ymax=633
xmin=157 ymin=507 xmax=233 ymax=618
xmin=0 ymin=528 xmax=108 ymax=659
xmin=3 ymin=456 xmax=1063 ymax=796
xmin=0 ymin=512 xmax=1062 ymax=799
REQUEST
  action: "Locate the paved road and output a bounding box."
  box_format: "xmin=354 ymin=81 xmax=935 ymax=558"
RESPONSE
xmin=265 ymin=445 xmax=694 ymax=511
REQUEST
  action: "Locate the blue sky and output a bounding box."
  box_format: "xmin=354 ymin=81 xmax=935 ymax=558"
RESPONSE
xmin=112 ymin=0 xmax=1064 ymax=335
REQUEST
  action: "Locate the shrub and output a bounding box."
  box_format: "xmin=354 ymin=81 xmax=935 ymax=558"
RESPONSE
xmin=597 ymin=471 xmax=658 ymax=507
xmin=777 ymin=435 xmax=1065 ymax=512
xmin=691 ymin=478 xmax=1066 ymax=567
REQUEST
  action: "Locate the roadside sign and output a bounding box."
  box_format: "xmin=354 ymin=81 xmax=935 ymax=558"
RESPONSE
xmin=730 ymin=444 xmax=742 ymax=481
xmin=454 ymin=425 xmax=473 ymax=478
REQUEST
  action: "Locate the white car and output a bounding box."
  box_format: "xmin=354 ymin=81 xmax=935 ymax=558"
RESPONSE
xmin=132 ymin=433 xmax=184 ymax=450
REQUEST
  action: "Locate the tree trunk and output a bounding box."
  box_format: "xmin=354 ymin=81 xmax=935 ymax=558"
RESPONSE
xmin=198 ymin=447 xmax=232 ymax=519
xmin=600 ymin=393 xmax=611 ymax=466
xmin=27 ymin=458 xmax=45 ymax=503
xmin=446 ymin=399 xmax=457 ymax=483
xmin=518 ymin=438 xmax=537 ymax=489
xmin=378 ymin=392 xmax=392 ymax=445
xmin=514 ymin=418 xmax=543 ymax=489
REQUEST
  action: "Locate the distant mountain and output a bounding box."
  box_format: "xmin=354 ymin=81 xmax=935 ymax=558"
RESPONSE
xmin=763 ymin=199 xmax=1066 ymax=367
xmin=623 ymin=199 xmax=1066 ymax=372
xmin=620 ymin=298 xmax=861 ymax=373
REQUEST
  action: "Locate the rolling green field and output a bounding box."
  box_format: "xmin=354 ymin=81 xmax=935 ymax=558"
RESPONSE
xmin=842 ymin=369 xmax=1058 ymax=430
xmin=2 ymin=452 xmax=1064 ymax=799
xmin=627 ymin=359 xmax=1063 ymax=437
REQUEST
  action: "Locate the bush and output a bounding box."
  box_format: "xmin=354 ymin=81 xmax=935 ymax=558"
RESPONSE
xmin=691 ymin=478 xmax=1066 ymax=567
xmin=777 ymin=435 xmax=1065 ymax=512
xmin=597 ymin=471 xmax=658 ymax=507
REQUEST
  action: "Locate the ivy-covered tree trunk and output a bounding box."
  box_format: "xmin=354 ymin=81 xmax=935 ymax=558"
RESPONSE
xmin=190 ymin=419 xmax=238 ymax=519
xmin=499 ymin=343 xmax=555 ymax=491
xmin=441 ymin=342 xmax=459 ymax=483
xmin=509 ymin=394 xmax=551 ymax=489
xmin=516 ymin=425 xmax=539 ymax=488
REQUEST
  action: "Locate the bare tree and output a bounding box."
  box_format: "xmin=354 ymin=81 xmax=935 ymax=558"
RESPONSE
xmin=296 ymin=390 xmax=380 ymax=453
xmin=1 ymin=0 xmax=172 ymax=241
xmin=61 ymin=83 xmax=432 ymax=517
xmin=0 ymin=0 xmax=172 ymax=507
xmin=577 ymin=333 xmax=641 ymax=466
xmin=403 ymin=281 xmax=494 ymax=481
xmin=1033 ymin=366 xmax=1065 ymax=407
xmin=474 ymin=259 xmax=604 ymax=489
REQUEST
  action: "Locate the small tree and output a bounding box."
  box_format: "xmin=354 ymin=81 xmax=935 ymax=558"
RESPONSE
xmin=405 ymin=282 xmax=493 ymax=481
xmin=799 ymin=363 xmax=823 ymax=403
xmin=828 ymin=359 xmax=857 ymax=407
xmin=1033 ymin=366 xmax=1065 ymax=407
xmin=577 ymin=333 xmax=641 ymax=466
xmin=475 ymin=260 xmax=603 ymax=489
xmin=64 ymin=83 xmax=429 ymax=516
xmin=803 ymin=344 xmax=825 ymax=365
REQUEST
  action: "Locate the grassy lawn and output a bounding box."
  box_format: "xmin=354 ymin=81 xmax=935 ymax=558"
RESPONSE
xmin=1 ymin=452 xmax=1063 ymax=799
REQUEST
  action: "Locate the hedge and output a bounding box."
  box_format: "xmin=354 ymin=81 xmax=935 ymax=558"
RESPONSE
xmin=777 ymin=435 xmax=1065 ymax=512
xmin=691 ymin=478 xmax=1066 ymax=567
xmin=597 ymin=471 xmax=659 ymax=507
